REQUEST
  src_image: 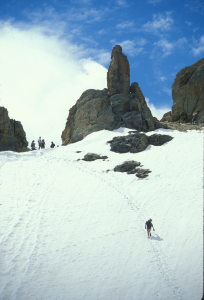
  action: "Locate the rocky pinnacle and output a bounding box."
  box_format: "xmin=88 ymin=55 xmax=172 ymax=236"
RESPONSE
xmin=107 ymin=45 xmax=130 ymax=94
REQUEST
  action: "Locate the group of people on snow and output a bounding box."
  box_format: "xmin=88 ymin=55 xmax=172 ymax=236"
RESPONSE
xmin=30 ymin=137 xmax=55 ymax=150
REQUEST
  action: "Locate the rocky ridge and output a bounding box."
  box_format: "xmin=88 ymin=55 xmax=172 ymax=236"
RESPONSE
xmin=159 ymin=121 xmax=204 ymax=132
xmin=0 ymin=107 xmax=28 ymax=152
xmin=62 ymin=46 xmax=164 ymax=145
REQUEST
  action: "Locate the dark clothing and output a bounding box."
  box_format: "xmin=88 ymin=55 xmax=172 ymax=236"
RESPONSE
xmin=50 ymin=142 xmax=55 ymax=148
xmin=31 ymin=142 xmax=35 ymax=150
xmin=145 ymin=220 xmax=153 ymax=228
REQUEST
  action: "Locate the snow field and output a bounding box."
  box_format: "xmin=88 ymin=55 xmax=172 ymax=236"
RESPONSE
xmin=0 ymin=127 xmax=203 ymax=300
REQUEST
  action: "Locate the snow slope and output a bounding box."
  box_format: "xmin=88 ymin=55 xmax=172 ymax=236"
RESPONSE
xmin=0 ymin=128 xmax=203 ymax=300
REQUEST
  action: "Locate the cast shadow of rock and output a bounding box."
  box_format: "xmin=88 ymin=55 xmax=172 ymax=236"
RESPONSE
xmin=151 ymin=234 xmax=163 ymax=241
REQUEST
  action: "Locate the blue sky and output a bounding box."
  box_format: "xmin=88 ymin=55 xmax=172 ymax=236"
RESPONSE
xmin=0 ymin=0 xmax=204 ymax=145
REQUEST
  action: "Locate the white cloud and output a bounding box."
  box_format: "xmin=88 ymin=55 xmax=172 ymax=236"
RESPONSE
xmin=163 ymin=87 xmax=172 ymax=96
xmin=145 ymin=98 xmax=171 ymax=120
xmin=116 ymin=21 xmax=134 ymax=29
xmin=136 ymin=38 xmax=147 ymax=46
xmin=192 ymin=35 xmax=204 ymax=55
xmin=154 ymin=39 xmax=174 ymax=56
xmin=143 ymin=13 xmax=174 ymax=34
xmin=159 ymin=76 xmax=166 ymax=81
xmin=25 ymin=5 xmax=105 ymax=27
xmin=95 ymin=51 xmax=111 ymax=65
xmin=115 ymin=0 xmax=129 ymax=7
xmin=0 ymin=22 xmax=107 ymax=147
xmin=154 ymin=37 xmax=187 ymax=56
xmin=121 ymin=40 xmax=143 ymax=56
xmin=70 ymin=8 xmax=104 ymax=23
xmin=98 ymin=29 xmax=107 ymax=35
xmin=176 ymin=37 xmax=188 ymax=47
xmin=81 ymin=36 xmax=99 ymax=46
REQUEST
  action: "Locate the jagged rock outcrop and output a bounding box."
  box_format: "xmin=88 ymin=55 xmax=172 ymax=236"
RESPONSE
xmin=107 ymin=132 xmax=173 ymax=154
xmin=62 ymin=45 xmax=165 ymax=145
xmin=62 ymin=89 xmax=113 ymax=145
xmin=162 ymin=58 xmax=204 ymax=123
xmin=0 ymin=107 xmax=28 ymax=152
xmin=61 ymin=88 xmax=163 ymax=145
xmin=160 ymin=111 xmax=172 ymax=122
xmin=107 ymin=45 xmax=130 ymax=94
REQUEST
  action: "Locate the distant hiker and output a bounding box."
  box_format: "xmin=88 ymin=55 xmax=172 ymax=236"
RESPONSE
xmin=31 ymin=140 xmax=36 ymax=150
xmin=50 ymin=141 xmax=55 ymax=148
xmin=145 ymin=219 xmax=155 ymax=238
xmin=38 ymin=137 xmax=42 ymax=149
xmin=41 ymin=139 xmax=45 ymax=149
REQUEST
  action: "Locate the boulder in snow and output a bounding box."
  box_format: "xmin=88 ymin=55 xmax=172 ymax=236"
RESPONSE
xmin=108 ymin=132 xmax=149 ymax=153
xmin=114 ymin=160 xmax=141 ymax=172
xmin=82 ymin=153 xmax=108 ymax=161
xmin=108 ymin=132 xmax=173 ymax=154
xmin=148 ymin=134 xmax=173 ymax=146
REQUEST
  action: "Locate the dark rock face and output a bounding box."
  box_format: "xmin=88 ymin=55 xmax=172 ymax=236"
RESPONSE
xmin=108 ymin=132 xmax=173 ymax=154
xmin=82 ymin=153 xmax=108 ymax=161
xmin=107 ymin=45 xmax=130 ymax=95
xmin=114 ymin=160 xmax=141 ymax=172
xmin=0 ymin=107 xmax=28 ymax=152
xmin=170 ymin=58 xmax=204 ymax=123
xmin=61 ymin=89 xmax=113 ymax=145
xmin=61 ymin=88 xmax=162 ymax=145
xmin=114 ymin=160 xmax=151 ymax=179
xmin=160 ymin=111 xmax=172 ymax=122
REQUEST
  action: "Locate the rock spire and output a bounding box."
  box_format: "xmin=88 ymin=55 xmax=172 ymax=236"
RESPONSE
xmin=61 ymin=45 xmax=164 ymax=145
xmin=107 ymin=45 xmax=130 ymax=94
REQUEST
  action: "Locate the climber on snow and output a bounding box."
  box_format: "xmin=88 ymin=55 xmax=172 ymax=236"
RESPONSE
xmin=145 ymin=219 xmax=155 ymax=238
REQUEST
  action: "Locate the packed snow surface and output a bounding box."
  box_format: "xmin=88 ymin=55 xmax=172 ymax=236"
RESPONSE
xmin=0 ymin=128 xmax=203 ymax=300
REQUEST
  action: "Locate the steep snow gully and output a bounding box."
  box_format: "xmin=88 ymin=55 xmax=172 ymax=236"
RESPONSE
xmin=0 ymin=128 xmax=203 ymax=300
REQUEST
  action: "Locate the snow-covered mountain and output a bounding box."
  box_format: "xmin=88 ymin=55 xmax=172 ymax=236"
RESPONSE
xmin=0 ymin=127 xmax=203 ymax=300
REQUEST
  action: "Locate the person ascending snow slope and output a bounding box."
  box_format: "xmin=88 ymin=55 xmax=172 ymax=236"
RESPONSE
xmin=38 ymin=137 xmax=42 ymax=150
xmin=145 ymin=219 xmax=155 ymax=238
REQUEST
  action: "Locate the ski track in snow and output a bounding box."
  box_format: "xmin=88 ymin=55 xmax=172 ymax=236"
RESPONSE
xmin=0 ymin=128 xmax=202 ymax=300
